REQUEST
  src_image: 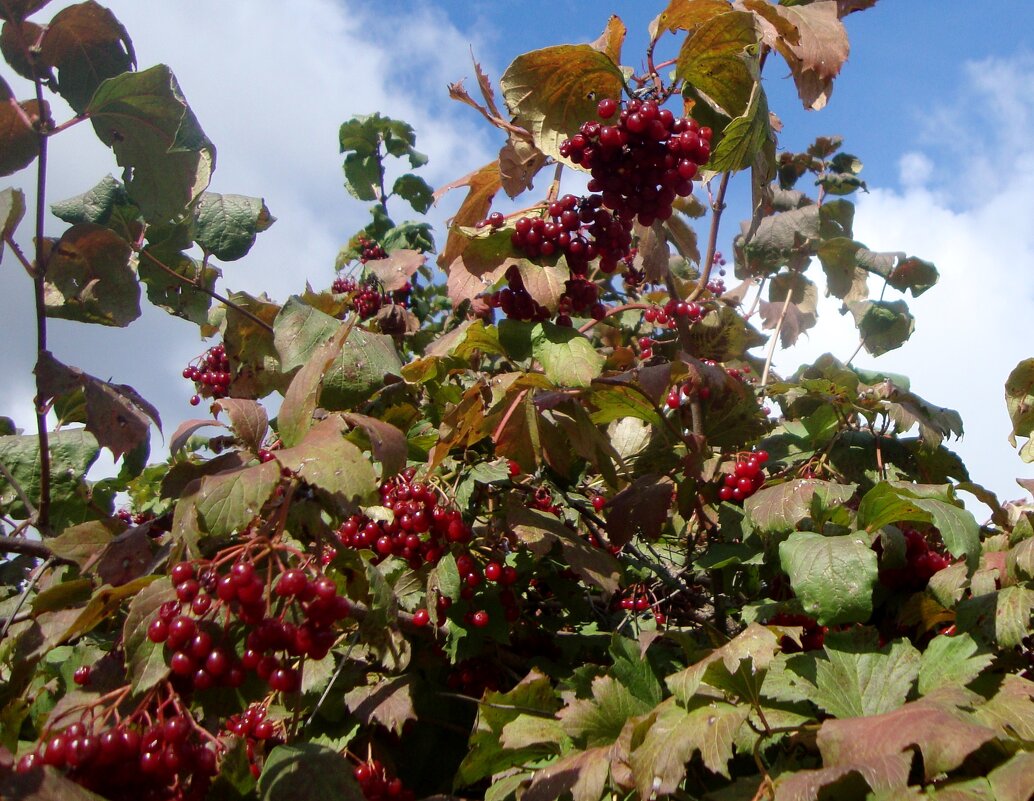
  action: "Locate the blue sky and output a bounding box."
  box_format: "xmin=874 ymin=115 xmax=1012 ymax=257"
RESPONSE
xmin=1 ymin=0 xmax=1032 ymax=508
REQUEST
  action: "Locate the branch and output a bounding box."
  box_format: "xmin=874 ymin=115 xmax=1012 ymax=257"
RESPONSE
xmin=760 ymin=287 xmax=793 ymax=391
xmin=2 ymin=233 xmax=35 ymax=277
xmin=688 ymin=171 xmax=732 ymax=303
xmin=138 ymin=249 xmax=274 ymax=333
xmin=0 ymin=557 xmax=53 ymax=642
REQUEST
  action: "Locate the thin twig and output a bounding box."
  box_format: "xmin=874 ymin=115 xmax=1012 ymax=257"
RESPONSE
xmin=0 ymin=460 xmax=36 ymax=517
xmin=138 ymin=250 xmax=274 ymax=333
xmin=688 ymin=171 xmax=732 ymax=303
xmin=0 ymin=557 xmax=53 ymax=642
xmin=2 ymin=233 xmax=35 ymax=277
xmin=577 ymin=301 xmax=654 ymax=334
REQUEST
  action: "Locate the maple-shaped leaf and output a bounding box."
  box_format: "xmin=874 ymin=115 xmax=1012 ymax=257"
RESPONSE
xmin=917 ymin=633 xmax=994 ymax=695
xmin=457 ymin=670 xmax=561 ymax=787
xmin=817 ymin=687 xmax=997 ymax=780
xmin=560 ymin=674 xmax=654 ymax=748
xmin=667 ymin=623 xmax=781 ymax=703
xmin=972 ymin=674 xmax=1034 ymax=743
xmin=522 ymin=744 xmax=617 ymax=801
xmin=630 ymin=696 xmax=748 ymax=793
xmin=344 ymin=674 xmax=417 ymax=735
xmin=649 ymin=0 xmax=732 ymax=40
xmin=805 ymin=635 xmax=921 ymax=719
xmin=744 ymin=479 xmax=855 ymax=535
xmin=500 ymin=44 xmax=624 ymax=162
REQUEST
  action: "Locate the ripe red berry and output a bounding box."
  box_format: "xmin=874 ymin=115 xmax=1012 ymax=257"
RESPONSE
xmin=471 ymin=610 xmax=489 ymax=628
xmin=73 ymin=665 xmax=91 ymax=686
xmin=412 ymin=608 xmax=430 ymax=627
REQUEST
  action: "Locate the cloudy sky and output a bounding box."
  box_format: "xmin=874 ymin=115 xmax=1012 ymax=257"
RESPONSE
xmin=1 ymin=1 xmax=1032 ymax=511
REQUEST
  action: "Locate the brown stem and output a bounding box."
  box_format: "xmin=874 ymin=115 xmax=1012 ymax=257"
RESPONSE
xmin=577 ymin=301 xmax=654 ymax=334
xmin=688 ymin=171 xmax=732 ymax=303
xmin=0 ymin=557 xmax=53 ymax=642
xmin=31 ymin=71 xmax=52 ymax=534
xmin=3 ymin=233 xmax=35 ymax=277
xmin=0 ymin=460 xmax=36 ymax=517
xmin=138 ymin=249 xmax=274 ymax=333
xmin=0 ymin=535 xmax=66 ymax=562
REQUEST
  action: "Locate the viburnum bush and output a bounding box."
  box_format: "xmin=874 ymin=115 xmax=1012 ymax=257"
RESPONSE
xmin=2 ymin=2 xmax=1034 ymax=801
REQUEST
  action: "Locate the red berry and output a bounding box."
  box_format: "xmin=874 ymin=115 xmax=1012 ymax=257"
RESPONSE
xmin=412 ymin=609 xmax=430 ymax=627
xmin=471 ymin=610 xmax=489 ymax=628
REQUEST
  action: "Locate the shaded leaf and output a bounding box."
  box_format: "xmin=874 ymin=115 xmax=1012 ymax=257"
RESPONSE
xmin=39 ymin=0 xmax=134 ymax=113
xmin=744 ymin=479 xmax=855 ymax=534
xmin=1006 ymin=359 xmax=1034 ymax=463
xmin=771 ymin=753 xmax=913 ymax=801
xmin=342 ymin=413 xmax=407 ymax=478
xmin=213 ymin=398 xmax=268 ymax=454
xmin=43 ymin=223 xmax=139 ymax=326
xmin=137 ymin=243 xmax=218 ymax=325
xmin=500 ymin=44 xmax=624 ymax=161
xmin=391 ymin=173 xmax=433 ymax=214
xmin=0 ymin=186 xmax=25 ymax=262
xmin=848 ymin=299 xmax=914 ymax=357
xmin=122 ymin=576 xmax=175 ymax=694
xmin=258 ymin=743 xmax=364 ymax=801
xmin=277 ymin=320 xmax=352 ymax=447
xmin=0 ymin=76 xmax=40 ymax=175
xmin=87 ymin=64 xmax=214 ymax=223
xmin=632 ymin=220 xmax=669 ymax=283
xmin=344 ymin=674 xmax=416 ymax=735
xmin=604 ymin=474 xmax=674 ymax=546
xmin=676 ymin=10 xmax=758 ymax=118
xmin=498 ymin=136 xmax=548 ymax=199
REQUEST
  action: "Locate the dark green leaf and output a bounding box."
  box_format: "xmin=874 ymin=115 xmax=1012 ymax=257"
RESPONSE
xmin=848 ymin=299 xmax=914 ymax=357
xmin=138 ymin=242 xmax=218 ymax=325
xmin=258 ymin=743 xmax=364 ymax=801
xmin=390 ymin=173 xmax=433 ymax=214
xmin=51 ymin=174 xmax=129 ymax=225
xmin=193 ymin=192 xmax=275 ymax=261
xmin=122 ymin=576 xmax=175 ymax=694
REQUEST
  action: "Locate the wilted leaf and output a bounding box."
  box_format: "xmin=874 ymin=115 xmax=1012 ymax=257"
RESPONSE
xmin=213 ymin=398 xmax=268 ymax=453
xmin=0 ymin=186 xmax=25 ymax=262
xmin=36 ymin=351 xmax=160 ymax=459
xmin=0 ymin=76 xmax=41 ymax=175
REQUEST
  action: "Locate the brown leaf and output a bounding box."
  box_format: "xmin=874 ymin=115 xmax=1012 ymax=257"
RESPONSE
xmin=278 ymin=321 xmax=353 ymax=448
xmin=605 ymin=475 xmax=675 ymax=546
xmin=36 ymin=351 xmax=160 ymax=460
xmin=758 ymin=1 xmax=849 ymax=110
xmin=816 ymin=690 xmax=997 ymax=780
xmin=0 ymin=76 xmax=40 ymax=175
xmin=517 ymin=259 xmax=568 ymax=313
xmin=213 ymin=398 xmax=268 ymax=454
xmin=499 ymin=136 xmax=548 ymax=199
xmin=436 ymin=161 xmax=502 ymax=270
xmin=649 ymin=0 xmax=733 ymax=39
xmin=342 ymin=413 xmax=408 ymax=478
xmin=364 ymin=249 xmax=424 ymax=292
xmin=758 ymin=298 xmax=816 ymax=348
xmin=169 ymin=417 xmax=227 ymax=455
xmin=445 ymin=246 xmax=514 ymax=309
xmin=344 ymin=674 xmax=417 ymax=735
xmin=591 ymin=15 xmax=626 ymax=65
xmin=96 ymin=525 xmax=156 ymax=587
xmin=524 ymin=746 xmax=613 ymax=801
xmin=835 ymin=0 xmax=878 ymax=16
xmin=632 ymin=220 xmax=670 ymax=283
xmin=472 ymin=52 xmax=502 ymax=118
xmin=772 ymin=753 xmax=912 ymax=801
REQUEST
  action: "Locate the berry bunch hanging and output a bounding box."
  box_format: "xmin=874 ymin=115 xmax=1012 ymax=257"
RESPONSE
xmin=182 ymin=342 xmax=231 ymax=407
xmin=718 ymin=450 xmax=768 ymax=502
xmin=560 ymin=97 xmax=712 ymax=227
xmin=876 ymin=527 xmax=950 ymax=591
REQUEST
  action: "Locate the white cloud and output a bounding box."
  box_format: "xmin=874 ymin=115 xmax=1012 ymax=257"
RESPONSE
xmin=0 ymin=0 xmax=495 ymax=469
xmin=773 ymin=52 xmax=1034 ymax=508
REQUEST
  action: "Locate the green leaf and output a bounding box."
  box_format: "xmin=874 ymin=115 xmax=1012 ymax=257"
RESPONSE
xmin=43 ymin=223 xmax=139 ymax=326
xmin=811 ymin=637 xmax=920 ymax=718
xmin=857 ymin=483 xmax=979 ymax=563
xmin=848 ymin=299 xmax=915 ymax=357
xmin=339 ymin=113 xmax=426 ymax=201
xmin=530 ymin=321 xmax=604 ymax=387
xmin=258 ymin=743 xmax=364 ymax=801
xmin=0 ymin=428 xmax=99 ymax=529
xmin=457 ymin=671 xmax=561 ymax=786
xmin=0 ymin=76 xmax=42 ymax=176
xmin=743 ymin=479 xmax=855 ymax=535
xmin=560 ymin=674 xmax=653 ymax=747
xmin=630 ymin=697 xmax=747 ymax=795
xmin=778 ymin=532 xmax=878 ymax=625
xmin=917 ymin=633 xmax=993 ymax=694
xmin=277 ymin=321 xmax=353 ymax=448
xmin=500 ymin=44 xmax=624 ymax=162
xmin=686 ymin=305 xmax=767 ymax=361
xmin=39 ymin=0 xmax=134 ymax=113
xmin=1006 ymin=359 xmax=1034 ymax=463
xmin=994 ymin=585 xmax=1034 ymax=648
xmin=988 ymin=751 xmax=1034 ymax=801
xmin=708 ymin=79 xmax=770 ymax=173
xmin=51 ymin=174 xmax=129 ymax=225
xmin=390 ymin=173 xmax=433 ymax=214
xmin=122 ymin=576 xmax=175 ymax=694
xmin=195 ymin=460 xmax=280 ymax=537
xmin=741 ymin=205 xmax=820 ymax=276
xmin=273 ymin=415 xmax=376 ymax=509
xmin=676 ymin=10 xmax=758 ymax=117
xmin=86 ymin=64 xmax=214 ymax=223
xmin=138 ymin=242 xmax=218 ymax=325
xmin=193 ymin=192 xmax=275 ymax=261
xmin=609 ymin=634 xmax=664 ymax=706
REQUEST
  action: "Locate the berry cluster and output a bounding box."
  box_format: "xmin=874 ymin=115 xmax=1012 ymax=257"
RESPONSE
xmin=331 ymin=275 xmax=412 ymax=320
xmin=559 ymin=98 xmax=712 ymax=227
xmin=768 ymin=611 xmax=828 ymax=652
xmin=718 ymin=451 xmax=769 ymax=502
xmin=665 ymin=379 xmax=711 ymax=408
xmin=147 ymin=557 xmax=350 ymax=695
xmin=528 ymin=486 xmax=562 ymax=516
xmin=355 ymin=234 xmax=387 ymax=264
xmin=876 ymin=527 xmax=950 ymax=591
xmin=485 ymin=264 xmax=606 ymax=324
xmin=353 ymin=759 xmax=416 ymax=801
xmin=224 ymin=704 xmax=278 ymax=778
xmin=335 ymin=469 xmax=472 ymax=570
xmin=613 ymin=584 xmax=665 ymax=624
xmin=503 ymin=193 xmax=634 ymax=275
xmin=445 ymin=657 xmax=501 ymax=697
xmin=183 ymin=343 xmax=231 ymax=407
xmin=17 ymin=713 xmax=218 ymax=801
